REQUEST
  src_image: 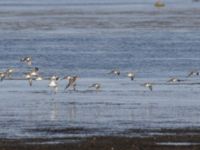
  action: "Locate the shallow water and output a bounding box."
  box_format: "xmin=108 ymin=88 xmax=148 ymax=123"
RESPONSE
xmin=1 ymin=78 xmax=200 ymax=138
xmin=0 ymin=0 xmax=200 ymax=139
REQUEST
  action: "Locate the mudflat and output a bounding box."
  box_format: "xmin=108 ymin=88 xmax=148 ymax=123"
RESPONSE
xmin=1 ymin=128 xmax=200 ymax=150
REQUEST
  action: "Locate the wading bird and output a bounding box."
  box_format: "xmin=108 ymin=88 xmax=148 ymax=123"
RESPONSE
xmin=63 ymin=75 xmax=79 ymax=91
xmin=0 ymin=72 xmax=6 ymax=81
xmin=187 ymin=71 xmax=199 ymax=77
xmin=142 ymin=83 xmax=153 ymax=91
xmin=35 ymin=76 xmax=43 ymax=81
xmin=108 ymin=69 xmax=120 ymax=76
xmin=5 ymin=68 xmax=15 ymax=79
xmin=168 ymin=77 xmax=182 ymax=83
xmin=127 ymin=72 xmax=135 ymax=80
xmin=20 ymin=56 xmax=32 ymax=66
xmin=29 ymin=67 xmax=39 ymax=76
xmin=89 ymin=83 xmax=101 ymax=91
xmin=48 ymin=75 xmax=59 ymax=94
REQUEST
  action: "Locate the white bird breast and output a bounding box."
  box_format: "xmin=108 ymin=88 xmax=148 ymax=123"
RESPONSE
xmin=49 ymin=81 xmax=57 ymax=87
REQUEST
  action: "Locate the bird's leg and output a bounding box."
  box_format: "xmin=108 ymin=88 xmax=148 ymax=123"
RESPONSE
xmin=29 ymin=78 xmax=32 ymax=86
xmin=73 ymin=84 xmax=76 ymax=91
xmin=54 ymin=87 xmax=58 ymax=94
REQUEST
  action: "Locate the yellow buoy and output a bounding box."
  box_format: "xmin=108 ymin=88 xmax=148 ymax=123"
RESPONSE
xmin=154 ymin=1 xmax=165 ymax=8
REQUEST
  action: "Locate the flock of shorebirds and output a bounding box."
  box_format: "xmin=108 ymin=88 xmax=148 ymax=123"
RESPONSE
xmin=0 ymin=56 xmax=199 ymax=93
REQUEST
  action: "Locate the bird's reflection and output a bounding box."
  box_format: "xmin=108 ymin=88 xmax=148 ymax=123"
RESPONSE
xmin=66 ymin=100 xmax=77 ymax=122
xmin=145 ymin=103 xmax=156 ymax=117
xmin=50 ymin=98 xmax=58 ymax=121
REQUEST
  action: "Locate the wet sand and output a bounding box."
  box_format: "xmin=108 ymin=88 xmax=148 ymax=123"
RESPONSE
xmin=1 ymin=128 xmax=200 ymax=150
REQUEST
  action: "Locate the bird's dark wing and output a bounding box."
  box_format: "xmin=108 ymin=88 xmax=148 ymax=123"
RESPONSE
xmin=65 ymin=79 xmax=72 ymax=89
xmin=108 ymin=70 xmax=114 ymax=74
xmin=187 ymin=72 xmax=193 ymax=77
xmin=149 ymin=85 xmax=153 ymax=91
xmin=89 ymin=84 xmax=95 ymax=88
xmin=167 ymin=78 xmax=173 ymax=82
